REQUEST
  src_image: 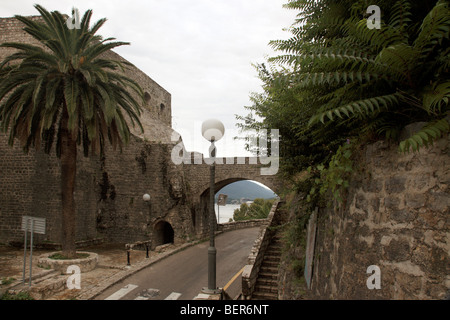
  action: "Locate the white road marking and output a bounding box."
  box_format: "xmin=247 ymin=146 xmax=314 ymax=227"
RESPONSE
xmin=164 ymin=292 xmax=182 ymax=300
xmin=104 ymin=284 xmax=138 ymax=300
xmin=105 ymin=285 xmax=182 ymax=301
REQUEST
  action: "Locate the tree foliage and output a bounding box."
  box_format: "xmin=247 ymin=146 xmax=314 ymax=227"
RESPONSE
xmin=233 ymin=198 xmax=275 ymax=221
xmin=236 ymin=0 xmax=449 ymax=181
xmin=0 ymin=5 xmax=144 ymax=157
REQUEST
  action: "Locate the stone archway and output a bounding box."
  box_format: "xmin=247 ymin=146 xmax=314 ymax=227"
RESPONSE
xmin=153 ymin=220 xmax=174 ymax=246
xmin=194 ymin=178 xmax=279 ymax=236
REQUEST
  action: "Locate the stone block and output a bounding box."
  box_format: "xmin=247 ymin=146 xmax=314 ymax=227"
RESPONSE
xmin=382 ymin=238 xmax=411 ymax=262
xmin=390 ymin=209 xmax=416 ymax=223
xmin=428 ymin=192 xmax=450 ymax=213
xmin=404 ymin=193 xmax=426 ymax=209
xmin=385 ymin=176 xmax=406 ymax=194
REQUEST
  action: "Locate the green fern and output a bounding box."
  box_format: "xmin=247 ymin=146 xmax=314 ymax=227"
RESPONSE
xmin=414 ymin=0 xmax=450 ymax=60
xmin=298 ymin=0 xmax=449 ymax=152
xmin=389 ymin=0 xmax=413 ymax=35
xmin=399 ymin=117 xmax=450 ymax=152
xmin=309 ymin=93 xmax=402 ymax=125
xmin=422 ymin=81 xmax=450 ymax=114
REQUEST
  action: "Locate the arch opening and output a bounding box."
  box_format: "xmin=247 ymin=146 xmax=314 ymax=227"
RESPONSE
xmin=213 ymin=179 xmax=278 ymax=224
xmin=154 ymin=220 xmax=174 ymax=246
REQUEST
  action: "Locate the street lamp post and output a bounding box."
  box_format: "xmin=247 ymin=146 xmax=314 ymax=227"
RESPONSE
xmin=201 ymin=119 xmax=225 ymax=294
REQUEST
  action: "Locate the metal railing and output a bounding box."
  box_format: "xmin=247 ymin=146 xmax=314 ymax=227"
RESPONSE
xmin=125 ymin=240 xmax=152 ymax=266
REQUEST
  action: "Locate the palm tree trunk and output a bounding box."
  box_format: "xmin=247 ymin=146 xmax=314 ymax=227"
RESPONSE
xmin=60 ymin=107 xmax=77 ymax=258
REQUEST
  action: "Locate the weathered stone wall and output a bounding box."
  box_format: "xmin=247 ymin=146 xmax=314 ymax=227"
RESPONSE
xmin=0 ymin=132 xmax=99 ymax=245
xmin=217 ymin=219 xmax=267 ymax=233
xmin=0 ymin=133 xmax=198 ymax=246
xmin=310 ymin=135 xmax=449 ymax=299
xmin=94 ymin=140 xmax=196 ymax=244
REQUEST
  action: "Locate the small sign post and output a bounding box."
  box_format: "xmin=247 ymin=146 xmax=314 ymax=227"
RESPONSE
xmin=21 ymin=216 xmax=46 ymax=287
xmin=304 ymin=207 xmax=318 ymax=289
xmin=217 ymin=194 xmax=228 ymax=224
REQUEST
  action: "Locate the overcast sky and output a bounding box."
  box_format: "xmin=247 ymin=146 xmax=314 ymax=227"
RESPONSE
xmin=1 ymin=0 xmax=297 ymax=157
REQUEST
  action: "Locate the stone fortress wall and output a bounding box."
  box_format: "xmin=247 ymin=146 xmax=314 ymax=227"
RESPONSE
xmin=0 ymin=15 xmax=192 ymax=247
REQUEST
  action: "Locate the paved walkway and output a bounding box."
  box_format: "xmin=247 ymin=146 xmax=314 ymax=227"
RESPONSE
xmin=0 ymin=241 xmax=201 ymax=300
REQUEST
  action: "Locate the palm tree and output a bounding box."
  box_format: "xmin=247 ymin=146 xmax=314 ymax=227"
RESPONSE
xmin=0 ymin=5 xmax=144 ymax=258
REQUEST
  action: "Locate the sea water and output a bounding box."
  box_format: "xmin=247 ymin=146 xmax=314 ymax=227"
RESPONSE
xmin=215 ymin=204 xmax=241 ymax=224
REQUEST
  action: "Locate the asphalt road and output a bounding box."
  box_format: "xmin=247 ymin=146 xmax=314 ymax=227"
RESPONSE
xmin=95 ymin=227 xmax=261 ymax=300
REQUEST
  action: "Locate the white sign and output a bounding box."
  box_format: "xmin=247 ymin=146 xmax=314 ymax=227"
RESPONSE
xmin=21 ymin=216 xmax=46 ymax=234
xmin=217 ymin=194 xmax=228 ymax=206
xmin=21 ymin=216 xmax=46 ymax=286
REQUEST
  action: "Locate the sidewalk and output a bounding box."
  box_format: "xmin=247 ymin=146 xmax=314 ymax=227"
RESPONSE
xmin=0 ymin=241 xmax=199 ymax=300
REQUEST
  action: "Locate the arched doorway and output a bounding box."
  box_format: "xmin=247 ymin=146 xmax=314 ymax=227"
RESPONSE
xmin=154 ymin=220 xmax=174 ymax=246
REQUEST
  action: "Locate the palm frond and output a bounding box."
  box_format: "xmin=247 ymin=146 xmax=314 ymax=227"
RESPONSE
xmin=0 ymin=4 xmax=144 ymax=157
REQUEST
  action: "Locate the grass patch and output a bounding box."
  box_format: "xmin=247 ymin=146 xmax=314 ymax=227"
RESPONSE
xmin=48 ymin=252 xmax=90 ymax=260
xmin=0 ymin=291 xmax=34 ymax=300
xmin=0 ymin=277 xmax=16 ymax=286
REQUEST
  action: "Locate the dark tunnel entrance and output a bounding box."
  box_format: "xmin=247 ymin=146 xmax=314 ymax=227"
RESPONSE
xmin=154 ymin=220 xmax=174 ymax=246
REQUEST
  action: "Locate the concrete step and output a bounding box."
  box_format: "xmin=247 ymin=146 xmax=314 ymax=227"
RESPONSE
xmin=262 ymin=260 xmax=279 ymax=268
xmin=256 ymin=277 xmax=277 ymax=286
xmin=260 ymin=265 xmax=278 ymax=274
xmin=266 ymin=244 xmax=283 ymax=252
xmin=258 ymin=272 xmax=278 ymax=280
xmin=251 ymin=291 xmax=278 ymax=300
xmin=269 ymin=238 xmax=283 ymax=244
xmin=265 ymin=249 xmax=282 ymax=257
xmin=252 ymin=292 xmax=277 ymax=300
xmin=271 ymin=235 xmax=283 ymax=241
xmin=267 ymin=242 xmax=283 ymax=250
xmin=264 ymin=254 xmax=281 ymax=262
xmin=255 ymin=284 xmax=278 ymax=294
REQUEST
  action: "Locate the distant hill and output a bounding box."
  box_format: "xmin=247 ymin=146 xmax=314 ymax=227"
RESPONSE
xmin=215 ymin=180 xmax=277 ymax=203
